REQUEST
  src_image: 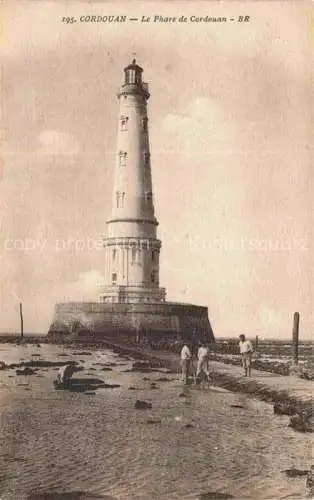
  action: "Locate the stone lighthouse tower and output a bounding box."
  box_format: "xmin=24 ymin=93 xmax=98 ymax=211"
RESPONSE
xmin=47 ymin=59 xmax=215 ymax=345
xmin=98 ymin=59 xmax=166 ymax=304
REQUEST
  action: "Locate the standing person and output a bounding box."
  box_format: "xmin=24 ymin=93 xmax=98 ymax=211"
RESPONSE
xmin=239 ymin=334 xmax=254 ymax=377
xmin=180 ymin=341 xmax=192 ymax=385
xmin=196 ymin=342 xmax=210 ymax=384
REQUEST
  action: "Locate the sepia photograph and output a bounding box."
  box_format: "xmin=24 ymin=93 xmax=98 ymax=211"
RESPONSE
xmin=0 ymin=1 xmax=313 ymax=499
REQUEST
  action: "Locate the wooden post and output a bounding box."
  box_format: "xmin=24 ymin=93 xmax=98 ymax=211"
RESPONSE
xmin=19 ymin=302 xmax=24 ymax=338
xmin=292 ymin=312 xmax=300 ymax=366
xmin=255 ymin=335 xmax=259 ymax=350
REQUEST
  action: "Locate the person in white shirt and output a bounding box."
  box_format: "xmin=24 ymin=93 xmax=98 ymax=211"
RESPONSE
xmin=196 ymin=342 xmax=210 ymax=382
xmin=239 ymin=334 xmax=254 ymax=377
xmin=180 ymin=342 xmax=192 ymax=384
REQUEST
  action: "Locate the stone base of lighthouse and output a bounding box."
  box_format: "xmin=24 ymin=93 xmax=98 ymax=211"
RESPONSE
xmin=46 ymin=301 xmax=215 ymax=344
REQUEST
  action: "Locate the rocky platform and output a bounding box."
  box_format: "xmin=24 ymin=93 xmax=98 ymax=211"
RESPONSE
xmin=46 ymin=301 xmax=214 ymax=344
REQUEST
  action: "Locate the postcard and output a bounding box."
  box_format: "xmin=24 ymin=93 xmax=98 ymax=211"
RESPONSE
xmin=0 ymin=1 xmax=312 ymax=499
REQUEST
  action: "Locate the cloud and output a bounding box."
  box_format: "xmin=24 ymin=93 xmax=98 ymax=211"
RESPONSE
xmin=162 ymin=97 xmax=232 ymax=154
xmin=38 ymin=130 xmax=80 ymax=156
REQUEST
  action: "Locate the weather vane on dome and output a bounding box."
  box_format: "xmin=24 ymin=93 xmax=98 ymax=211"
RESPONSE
xmin=132 ymin=52 xmax=137 ymax=64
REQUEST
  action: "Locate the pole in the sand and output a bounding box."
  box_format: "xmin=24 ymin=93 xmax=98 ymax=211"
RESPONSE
xmin=255 ymin=335 xmax=259 ymax=350
xmin=292 ymin=312 xmax=300 ymax=366
xmin=19 ymin=302 xmax=24 ymax=338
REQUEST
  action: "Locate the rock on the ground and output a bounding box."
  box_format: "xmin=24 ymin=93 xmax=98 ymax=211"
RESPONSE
xmin=199 ymin=492 xmax=233 ymax=499
xmin=289 ymin=410 xmax=314 ymax=432
xmin=283 ymin=468 xmax=308 ymax=478
xmin=72 ymin=352 xmax=92 ymax=356
xmin=131 ymin=361 xmax=162 ymax=373
xmin=134 ymin=400 xmax=152 ymax=409
xmin=146 ymin=419 xmax=161 ymax=424
xmin=101 ymin=383 xmax=121 ymax=389
xmin=274 ymin=402 xmax=296 ymax=416
xmin=9 ymin=360 xmax=78 ymax=369
xmin=16 ymin=367 xmax=36 ymax=375
xmin=306 ymin=466 xmax=314 ymax=496
xmin=27 ymin=492 xmax=116 ymax=500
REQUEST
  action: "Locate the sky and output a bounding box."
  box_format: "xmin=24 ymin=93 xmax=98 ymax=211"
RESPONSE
xmin=0 ymin=0 xmax=313 ymax=338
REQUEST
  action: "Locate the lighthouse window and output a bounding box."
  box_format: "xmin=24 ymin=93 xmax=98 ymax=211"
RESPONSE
xmin=143 ymin=152 xmax=150 ymax=164
xmin=126 ymin=69 xmax=136 ymax=84
xmin=116 ymin=191 xmax=125 ymax=208
xmin=145 ymin=191 xmax=153 ymax=202
xmin=119 ymin=151 xmax=127 ymax=167
xmin=120 ymin=116 xmax=128 ymax=131
xmin=112 ymin=249 xmax=117 ymax=261
xmin=112 ymin=273 xmax=117 ymax=284
xmin=142 ymin=117 xmax=148 ymax=132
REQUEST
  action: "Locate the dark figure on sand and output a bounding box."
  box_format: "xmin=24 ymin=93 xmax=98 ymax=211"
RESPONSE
xmin=239 ymin=334 xmax=254 ymax=377
xmin=53 ymin=364 xmax=82 ymax=389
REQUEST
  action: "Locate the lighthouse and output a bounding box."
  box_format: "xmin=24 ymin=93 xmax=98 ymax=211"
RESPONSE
xmin=47 ymin=59 xmax=214 ymax=345
xmin=98 ymin=59 xmax=166 ymax=304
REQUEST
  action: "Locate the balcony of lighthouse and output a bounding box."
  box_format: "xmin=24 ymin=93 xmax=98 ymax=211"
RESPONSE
xmin=103 ymin=237 xmax=161 ymax=251
xmin=117 ymin=81 xmax=150 ymax=100
xmin=97 ymin=284 xmax=166 ymax=304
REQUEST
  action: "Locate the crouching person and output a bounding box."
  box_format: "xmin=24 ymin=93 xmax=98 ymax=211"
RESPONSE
xmin=54 ymin=364 xmax=80 ymax=390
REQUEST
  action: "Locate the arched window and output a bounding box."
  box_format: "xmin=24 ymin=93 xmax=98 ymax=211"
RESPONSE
xmin=116 ymin=191 xmax=126 ymax=208
xmin=142 ymin=116 xmax=148 ymax=132
xmin=145 ymin=191 xmax=153 ymax=202
xmin=120 ymin=116 xmax=129 ymax=131
xmin=126 ymin=69 xmax=136 ymax=84
xmin=119 ymin=151 xmax=127 ymax=167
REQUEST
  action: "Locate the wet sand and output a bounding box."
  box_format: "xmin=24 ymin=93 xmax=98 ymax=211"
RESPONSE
xmin=0 ymin=344 xmax=312 ymax=500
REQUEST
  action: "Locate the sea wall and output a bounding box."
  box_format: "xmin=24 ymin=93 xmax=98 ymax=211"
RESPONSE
xmin=47 ymin=301 xmax=215 ymax=344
